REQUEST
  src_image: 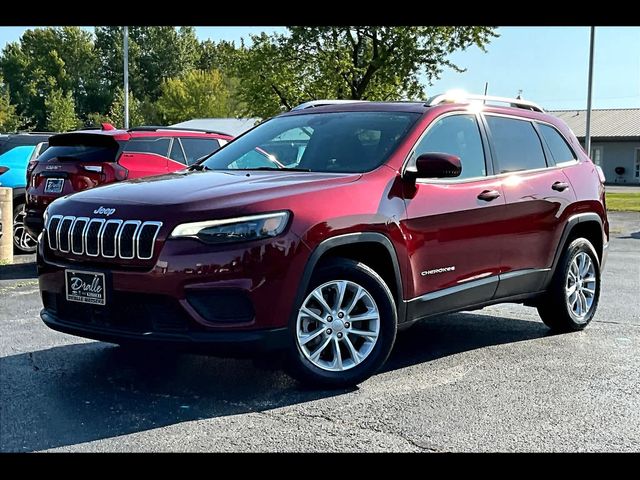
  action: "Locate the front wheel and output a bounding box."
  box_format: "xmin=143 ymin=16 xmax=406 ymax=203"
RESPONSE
xmin=13 ymin=203 xmax=38 ymax=254
xmin=286 ymin=258 xmax=397 ymax=388
xmin=537 ymin=238 xmax=601 ymax=332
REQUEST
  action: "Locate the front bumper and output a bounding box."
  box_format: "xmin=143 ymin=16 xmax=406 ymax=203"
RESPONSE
xmin=41 ymin=309 xmax=288 ymax=356
xmin=38 ymin=230 xmax=310 ymax=349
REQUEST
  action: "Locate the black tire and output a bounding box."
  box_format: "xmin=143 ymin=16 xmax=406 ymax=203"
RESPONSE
xmin=537 ymin=238 xmax=601 ymax=332
xmin=285 ymin=257 xmax=397 ymax=388
xmin=13 ymin=203 xmax=38 ymax=254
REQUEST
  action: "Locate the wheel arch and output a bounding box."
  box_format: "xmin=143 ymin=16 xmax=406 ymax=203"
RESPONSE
xmin=293 ymin=233 xmax=406 ymax=324
xmin=544 ymin=212 xmax=605 ymax=287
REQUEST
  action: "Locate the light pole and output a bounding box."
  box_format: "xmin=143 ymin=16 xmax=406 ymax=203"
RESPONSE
xmin=123 ymin=26 xmax=129 ymax=129
xmin=585 ymin=26 xmax=595 ymax=156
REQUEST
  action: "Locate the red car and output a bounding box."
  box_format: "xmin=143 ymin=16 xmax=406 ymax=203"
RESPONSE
xmin=24 ymin=124 xmax=233 ymax=236
xmin=37 ymin=95 xmax=609 ymax=388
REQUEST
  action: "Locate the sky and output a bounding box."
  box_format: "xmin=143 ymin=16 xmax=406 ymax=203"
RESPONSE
xmin=0 ymin=26 xmax=638 ymax=111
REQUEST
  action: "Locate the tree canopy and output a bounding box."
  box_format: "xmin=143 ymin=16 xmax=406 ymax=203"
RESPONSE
xmin=0 ymin=26 xmax=497 ymax=131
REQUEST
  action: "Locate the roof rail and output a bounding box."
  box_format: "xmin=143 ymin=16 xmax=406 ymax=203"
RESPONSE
xmin=291 ymin=100 xmax=369 ymax=111
xmin=426 ymin=93 xmax=544 ymax=113
xmin=127 ymin=125 xmax=231 ymax=136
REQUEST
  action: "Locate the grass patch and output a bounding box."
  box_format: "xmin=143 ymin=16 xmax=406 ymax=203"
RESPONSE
xmin=606 ymin=192 xmax=640 ymax=212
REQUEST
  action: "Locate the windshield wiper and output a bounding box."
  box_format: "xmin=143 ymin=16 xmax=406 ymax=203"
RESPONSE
xmin=188 ymin=163 xmax=211 ymax=171
xmin=243 ymin=166 xmax=311 ymax=172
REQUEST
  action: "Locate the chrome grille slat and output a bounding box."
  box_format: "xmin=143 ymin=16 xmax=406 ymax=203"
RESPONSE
xmin=45 ymin=215 xmax=162 ymax=261
xmin=71 ymin=217 xmax=89 ymax=255
xmin=57 ymin=216 xmax=75 ymax=253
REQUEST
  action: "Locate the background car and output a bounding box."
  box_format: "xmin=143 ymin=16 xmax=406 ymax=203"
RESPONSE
xmin=0 ymin=132 xmax=55 ymax=253
xmin=24 ymin=124 xmax=232 ymax=238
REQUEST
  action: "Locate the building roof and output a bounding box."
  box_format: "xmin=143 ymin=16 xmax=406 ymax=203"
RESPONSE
xmin=549 ymin=108 xmax=640 ymax=138
xmin=171 ymin=118 xmax=261 ymax=137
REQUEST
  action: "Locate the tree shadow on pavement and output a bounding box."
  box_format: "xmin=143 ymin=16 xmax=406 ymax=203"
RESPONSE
xmin=0 ymin=312 xmax=550 ymax=452
xmin=0 ymin=262 xmax=37 ymax=281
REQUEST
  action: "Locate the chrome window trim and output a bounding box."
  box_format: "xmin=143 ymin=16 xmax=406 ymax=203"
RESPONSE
xmin=57 ymin=216 xmax=75 ymax=253
xmin=70 ymin=217 xmax=90 ymax=255
xmin=118 ymin=220 xmax=142 ymax=259
xmin=47 ymin=214 xmax=63 ymax=250
xmin=403 ymin=110 xmax=582 ymax=185
xmin=135 ymin=221 xmax=163 ymax=260
xmin=84 ymin=218 xmax=106 ymax=257
xmin=100 ymin=219 xmax=124 ymax=259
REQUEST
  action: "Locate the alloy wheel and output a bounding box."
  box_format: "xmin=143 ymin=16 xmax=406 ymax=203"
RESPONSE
xmin=565 ymin=251 xmax=596 ymax=322
xmin=296 ymin=280 xmax=380 ymax=372
xmin=13 ymin=205 xmax=38 ymax=253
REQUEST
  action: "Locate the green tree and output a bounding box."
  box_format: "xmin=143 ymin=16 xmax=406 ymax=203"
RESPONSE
xmin=45 ymin=88 xmax=79 ymax=132
xmin=0 ymin=27 xmax=103 ymax=129
xmin=235 ymin=27 xmax=497 ymax=117
xmin=95 ymin=26 xmax=201 ymax=104
xmin=106 ymin=87 xmax=145 ymax=128
xmin=0 ymin=75 xmax=21 ymax=132
xmin=156 ymin=69 xmax=233 ymax=124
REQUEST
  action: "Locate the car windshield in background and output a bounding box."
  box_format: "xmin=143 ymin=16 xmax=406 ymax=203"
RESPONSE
xmin=202 ymin=111 xmax=420 ymax=173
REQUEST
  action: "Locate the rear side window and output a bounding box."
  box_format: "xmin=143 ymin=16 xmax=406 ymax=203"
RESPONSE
xmin=486 ymin=116 xmax=547 ymax=173
xmin=124 ymin=137 xmax=171 ymax=157
xmin=180 ymin=138 xmax=220 ymax=165
xmin=537 ymin=123 xmax=576 ymax=164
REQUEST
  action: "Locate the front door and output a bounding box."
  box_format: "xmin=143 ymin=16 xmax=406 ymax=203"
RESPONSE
xmin=402 ymin=113 xmax=507 ymax=314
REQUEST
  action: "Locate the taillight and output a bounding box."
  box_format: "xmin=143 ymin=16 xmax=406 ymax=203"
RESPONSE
xmin=0 ymin=166 xmax=9 ymax=176
xmin=82 ymin=165 xmax=103 ymax=173
xmin=113 ymin=163 xmax=129 ymax=181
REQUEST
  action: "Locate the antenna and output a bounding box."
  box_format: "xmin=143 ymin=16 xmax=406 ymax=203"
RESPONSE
xmin=483 ymin=82 xmax=488 ymax=104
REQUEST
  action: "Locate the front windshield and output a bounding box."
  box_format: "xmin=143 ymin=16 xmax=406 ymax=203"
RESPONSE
xmin=202 ymin=111 xmax=420 ymax=173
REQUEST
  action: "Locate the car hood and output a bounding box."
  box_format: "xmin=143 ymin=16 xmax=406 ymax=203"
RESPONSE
xmin=50 ymin=169 xmax=361 ymax=216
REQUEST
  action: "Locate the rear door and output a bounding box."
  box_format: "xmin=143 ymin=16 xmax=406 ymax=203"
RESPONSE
xmin=402 ymin=112 xmax=507 ymax=312
xmin=483 ymin=114 xmax=576 ymax=296
xmin=118 ymin=137 xmax=171 ymax=178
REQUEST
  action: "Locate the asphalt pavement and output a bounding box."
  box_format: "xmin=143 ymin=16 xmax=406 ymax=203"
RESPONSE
xmin=1 ymin=212 xmax=638 ymax=452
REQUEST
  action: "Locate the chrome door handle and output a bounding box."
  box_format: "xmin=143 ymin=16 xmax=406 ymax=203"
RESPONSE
xmin=477 ymin=190 xmax=501 ymax=201
xmin=552 ymin=181 xmax=570 ymax=192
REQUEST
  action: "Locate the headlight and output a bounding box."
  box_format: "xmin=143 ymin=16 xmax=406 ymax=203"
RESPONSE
xmin=170 ymin=211 xmax=290 ymax=245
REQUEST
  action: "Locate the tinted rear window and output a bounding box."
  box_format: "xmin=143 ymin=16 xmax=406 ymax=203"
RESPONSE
xmin=538 ymin=123 xmax=576 ymax=164
xmin=124 ymin=137 xmax=171 ymax=157
xmin=486 ymin=116 xmax=547 ymax=173
xmin=36 ymin=145 xmax=120 ymax=163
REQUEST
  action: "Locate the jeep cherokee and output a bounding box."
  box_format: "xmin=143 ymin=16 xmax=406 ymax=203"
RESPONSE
xmin=36 ymin=94 xmax=609 ymax=387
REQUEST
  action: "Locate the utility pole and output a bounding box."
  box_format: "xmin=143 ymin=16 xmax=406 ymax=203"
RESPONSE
xmin=585 ymin=26 xmax=596 ymax=156
xmin=123 ymin=26 xmax=129 ymax=129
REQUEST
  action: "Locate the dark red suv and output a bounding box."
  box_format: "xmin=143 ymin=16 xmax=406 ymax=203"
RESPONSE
xmin=24 ymin=125 xmax=233 ymax=237
xmin=36 ymin=95 xmax=609 ymax=387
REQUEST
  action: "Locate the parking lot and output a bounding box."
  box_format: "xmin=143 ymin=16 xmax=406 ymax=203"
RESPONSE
xmin=1 ymin=211 xmax=638 ymax=452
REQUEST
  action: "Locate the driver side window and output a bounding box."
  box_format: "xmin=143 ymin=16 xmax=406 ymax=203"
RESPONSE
xmin=413 ymin=114 xmax=487 ymax=179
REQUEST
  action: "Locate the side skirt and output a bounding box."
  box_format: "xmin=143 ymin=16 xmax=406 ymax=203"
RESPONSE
xmin=403 ymin=268 xmax=549 ymax=326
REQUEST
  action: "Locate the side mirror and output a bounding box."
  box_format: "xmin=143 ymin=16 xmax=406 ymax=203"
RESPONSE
xmin=405 ymin=152 xmax=462 ymax=180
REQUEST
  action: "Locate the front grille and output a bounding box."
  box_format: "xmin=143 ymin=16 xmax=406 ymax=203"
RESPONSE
xmin=43 ymin=291 xmax=190 ymax=333
xmin=46 ymin=214 xmax=162 ymax=261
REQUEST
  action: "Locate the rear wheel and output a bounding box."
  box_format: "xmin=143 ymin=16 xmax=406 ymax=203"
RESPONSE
xmin=286 ymin=258 xmax=397 ymax=388
xmin=13 ymin=203 xmax=38 ymax=254
xmin=537 ymin=238 xmax=601 ymax=332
